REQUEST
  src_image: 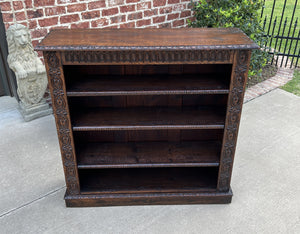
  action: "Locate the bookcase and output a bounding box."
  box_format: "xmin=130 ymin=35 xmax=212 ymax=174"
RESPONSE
xmin=37 ymin=28 xmax=258 ymax=207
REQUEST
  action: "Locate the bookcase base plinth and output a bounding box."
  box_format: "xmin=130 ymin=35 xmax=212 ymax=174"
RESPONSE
xmin=64 ymin=189 xmax=233 ymax=207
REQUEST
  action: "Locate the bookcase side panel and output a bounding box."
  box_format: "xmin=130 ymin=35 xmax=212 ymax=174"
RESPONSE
xmin=217 ymin=50 xmax=251 ymax=192
xmin=44 ymin=51 xmax=80 ymax=195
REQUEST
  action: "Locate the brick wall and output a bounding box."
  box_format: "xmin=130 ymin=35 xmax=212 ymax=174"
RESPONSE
xmin=0 ymin=0 xmax=194 ymax=51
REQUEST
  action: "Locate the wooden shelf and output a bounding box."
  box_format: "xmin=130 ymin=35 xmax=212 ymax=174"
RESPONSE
xmin=71 ymin=106 xmax=226 ymax=131
xmin=76 ymin=141 xmax=221 ymax=169
xmin=79 ymin=167 xmax=218 ymax=194
xmin=66 ymin=74 xmax=230 ymax=96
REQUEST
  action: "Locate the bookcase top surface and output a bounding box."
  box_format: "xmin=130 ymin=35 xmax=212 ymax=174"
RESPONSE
xmin=36 ymin=28 xmax=259 ymax=51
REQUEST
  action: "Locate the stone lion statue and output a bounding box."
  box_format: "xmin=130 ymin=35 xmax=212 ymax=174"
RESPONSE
xmin=7 ymin=24 xmax=48 ymax=106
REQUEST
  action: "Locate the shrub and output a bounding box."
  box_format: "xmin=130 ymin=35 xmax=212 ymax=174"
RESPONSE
xmin=189 ymin=0 xmax=270 ymax=77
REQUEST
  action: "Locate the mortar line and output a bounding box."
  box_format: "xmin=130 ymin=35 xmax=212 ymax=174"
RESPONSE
xmin=0 ymin=186 xmax=66 ymax=218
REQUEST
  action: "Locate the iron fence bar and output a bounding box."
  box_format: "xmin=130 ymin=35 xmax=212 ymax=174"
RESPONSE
xmin=264 ymin=0 xmax=277 ymax=49
xmin=295 ymin=48 xmax=300 ymax=67
xmin=271 ymin=0 xmax=288 ymax=65
xmin=281 ymin=0 xmax=298 ymax=67
xmin=285 ymin=18 xmax=298 ymax=67
xmin=290 ymin=29 xmax=300 ymax=68
xmin=268 ymin=16 xmax=277 ymax=55
xmin=268 ymin=53 xmax=299 ymax=58
xmin=269 ymin=35 xmax=300 ymax=40
xmin=261 ymin=16 xmax=267 ymax=48
xmin=261 ymin=0 xmax=266 ymax=19
xmin=277 ymin=18 xmax=288 ymax=67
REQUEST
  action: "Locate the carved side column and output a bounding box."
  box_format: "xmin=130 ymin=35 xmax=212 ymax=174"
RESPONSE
xmin=44 ymin=51 xmax=80 ymax=195
xmin=217 ymin=50 xmax=251 ymax=192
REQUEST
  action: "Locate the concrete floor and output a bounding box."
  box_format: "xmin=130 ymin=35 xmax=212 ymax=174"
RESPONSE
xmin=0 ymin=89 xmax=299 ymax=234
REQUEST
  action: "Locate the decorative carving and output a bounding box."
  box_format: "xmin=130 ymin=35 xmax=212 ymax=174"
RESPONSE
xmin=63 ymin=50 xmax=232 ymax=64
xmin=6 ymin=24 xmax=51 ymax=121
xmin=45 ymin=51 xmax=79 ymax=195
xmin=218 ymin=50 xmax=250 ymax=191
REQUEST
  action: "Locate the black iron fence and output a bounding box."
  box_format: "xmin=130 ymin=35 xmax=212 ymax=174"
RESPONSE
xmin=261 ymin=0 xmax=299 ymax=68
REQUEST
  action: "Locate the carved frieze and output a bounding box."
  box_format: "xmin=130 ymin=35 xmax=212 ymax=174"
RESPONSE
xmin=46 ymin=51 xmax=79 ymax=195
xmin=218 ymin=50 xmax=250 ymax=191
xmin=63 ymin=50 xmax=232 ymax=64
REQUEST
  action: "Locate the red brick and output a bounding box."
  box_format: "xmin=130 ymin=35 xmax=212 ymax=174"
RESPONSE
xmin=159 ymin=22 xmax=171 ymax=28
xmin=168 ymin=0 xmax=180 ymax=3
xmin=2 ymin=13 xmax=14 ymax=22
xmin=136 ymin=19 xmax=151 ymax=27
xmin=108 ymin=0 xmax=124 ymax=6
xmin=60 ymin=14 xmax=80 ymax=24
xmin=24 ymin=0 xmax=33 ymax=8
xmin=32 ymin=39 xmax=40 ymax=48
xmin=57 ymin=0 xmax=76 ymax=3
xmin=15 ymin=12 xmax=26 ymax=21
xmin=91 ymin=18 xmax=109 ymax=27
xmin=0 ymin=2 xmax=12 ymax=11
xmin=31 ymin=28 xmax=48 ymax=39
xmin=50 ymin=25 xmax=68 ymax=30
xmin=110 ymin=15 xmax=126 ymax=24
xmin=128 ymin=12 xmax=142 ymax=20
xmin=159 ymin=6 xmax=172 ymax=14
xmin=67 ymin=3 xmax=86 ymax=13
xmin=167 ymin=13 xmax=179 ymax=20
xmin=27 ymin=9 xmax=43 ymax=19
xmin=153 ymin=16 xmax=165 ymax=24
xmin=180 ymin=10 xmax=191 ymax=17
xmin=71 ymin=22 xmax=90 ymax=29
xmin=82 ymin=10 xmax=100 ymax=19
xmin=39 ymin=16 xmax=58 ymax=27
xmin=120 ymin=5 xmax=135 ymax=13
xmin=126 ymin=0 xmax=139 ymax=3
xmin=119 ymin=22 xmax=135 ymax=28
xmin=102 ymin=7 xmax=118 ymax=16
xmin=28 ymin=19 xmax=37 ymax=29
xmin=153 ymin=0 xmax=166 ymax=7
xmin=137 ymin=1 xmax=151 ymax=10
xmin=88 ymin=0 xmax=106 ymax=10
xmin=45 ymin=6 xmax=66 ymax=16
xmin=144 ymin=9 xmax=158 ymax=17
xmin=13 ymin=1 xmax=23 ymax=10
xmin=34 ymin=0 xmax=55 ymax=7
xmin=172 ymin=19 xmax=184 ymax=27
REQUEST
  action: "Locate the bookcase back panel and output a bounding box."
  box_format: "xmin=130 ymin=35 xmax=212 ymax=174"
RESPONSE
xmin=68 ymin=95 xmax=228 ymax=109
xmin=73 ymin=129 xmax=224 ymax=143
xmin=64 ymin=64 xmax=232 ymax=76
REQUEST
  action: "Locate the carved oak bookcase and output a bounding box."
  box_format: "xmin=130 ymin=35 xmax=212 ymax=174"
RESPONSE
xmin=37 ymin=28 xmax=258 ymax=207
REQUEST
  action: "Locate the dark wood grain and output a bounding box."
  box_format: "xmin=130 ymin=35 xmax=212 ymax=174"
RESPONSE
xmin=217 ymin=50 xmax=251 ymax=191
xmin=66 ymin=74 xmax=230 ymax=96
xmin=39 ymin=28 xmax=256 ymax=206
xmin=73 ymin=129 xmax=224 ymax=143
xmin=79 ymin=167 xmax=218 ymax=194
xmin=76 ymin=141 xmax=221 ymax=168
xmin=43 ymin=51 xmax=80 ymax=195
xmin=36 ymin=28 xmax=259 ymax=51
xmin=71 ymin=106 xmax=226 ymax=131
xmin=65 ymin=190 xmax=233 ymax=207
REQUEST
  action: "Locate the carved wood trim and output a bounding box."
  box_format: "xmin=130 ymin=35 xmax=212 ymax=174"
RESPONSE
xmin=44 ymin=51 xmax=80 ymax=195
xmin=217 ymin=50 xmax=251 ymax=192
xmin=62 ymin=50 xmax=233 ymax=64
